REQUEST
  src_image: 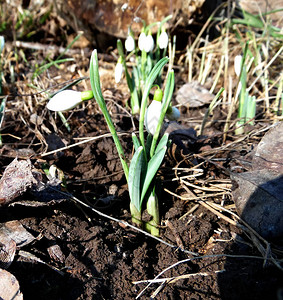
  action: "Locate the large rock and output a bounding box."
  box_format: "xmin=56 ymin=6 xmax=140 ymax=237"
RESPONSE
xmin=55 ymin=0 xmax=208 ymax=39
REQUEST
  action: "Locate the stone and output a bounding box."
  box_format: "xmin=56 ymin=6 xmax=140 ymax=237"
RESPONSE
xmin=232 ymin=170 xmax=283 ymax=240
xmin=55 ymin=0 xmax=208 ymax=39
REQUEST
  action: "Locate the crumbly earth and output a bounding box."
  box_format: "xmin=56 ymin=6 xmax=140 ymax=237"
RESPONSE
xmin=1 ymin=104 xmax=282 ymax=299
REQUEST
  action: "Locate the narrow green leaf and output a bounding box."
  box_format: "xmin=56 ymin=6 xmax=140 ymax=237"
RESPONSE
xmin=140 ymin=145 xmax=167 ymax=208
xmin=132 ymin=133 xmax=141 ymax=151
xmin=128 ymin=146 xmax=144 ymax=211
xmin=145 ymin=134 xmax=153 ymax=158
xmin=90 ymin=50 xmax=129 ymax=180
xmin=155 ymin=132 xmax=169 ymax=155
xmin=0 ymin=96 xmax=7 ymax=128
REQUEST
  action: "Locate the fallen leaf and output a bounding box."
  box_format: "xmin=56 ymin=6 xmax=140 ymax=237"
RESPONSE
xmin=176 ymin=81 xmax=215 ymax=108
xmin=0 ymin=268 xmax=23 ymax=300
xmin=0 ymin=158 xmax=37 ymax=206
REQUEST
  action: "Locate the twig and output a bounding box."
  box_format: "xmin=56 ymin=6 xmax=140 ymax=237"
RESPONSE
xmin=133 ymin=270 xmax=223 ymax=285
xmin=40 ymin=131 xmax=132 ymax=157
xmin=135 ymin=253 xmax=270 ymax=299
xmin=54 ymin=189 xmax=198 ymax=257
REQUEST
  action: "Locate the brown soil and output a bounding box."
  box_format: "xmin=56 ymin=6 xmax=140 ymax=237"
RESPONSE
xmin=0 ymin=3 xmax=282 ymax=297
xmin=1 ymin=100 xmax=282 ymax=299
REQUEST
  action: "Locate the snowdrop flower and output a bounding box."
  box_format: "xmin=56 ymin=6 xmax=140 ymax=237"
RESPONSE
xmin=115 ymin=56 xmax=124 ymax=83
xmin=125 ymin=34 xmax=135 ymax=52
xmin=121 ymin=3 xmax=128 ymax=11
xmin=234 ymin=55 xmax=243 ymax=92
xmin=166 ymin=106 xmax=180 ymax=121
xmin=47 ymin=90 xmax=83 ymax=112
xmin=158 ymin=30 xmax=168 ymax=49
xmin=143 ymin=33 xmax=154 ymax=53
xmin=138 ymin=31 xmax=146 ymax=51
xmin=144 ymin=89 xmax=163 ymax=135
xmin=234 ymin=55 xmax=242 ymax=77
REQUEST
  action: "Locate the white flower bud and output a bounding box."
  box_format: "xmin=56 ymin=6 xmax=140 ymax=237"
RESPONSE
xmin=138 ymin=32 xmax=146 ymax=51
xmin=143 ymin=34 xmax=154 ymax=53
xmin=234 ymin=55 xmax=242 ymax=77
xmin=166 ymin=106 xmax=180 ymax=121
xmin=144 ymin=100 xmax=162 ymax=135
xmin=158 ymin=31 xmax=168 ymax=49
xmin=125 ymin=35 xmax=135 ymax=52
xmin=115 ymin=58 xmax=124 ymax=83
xmin=47 ymin=90 xmax=83 ymax=112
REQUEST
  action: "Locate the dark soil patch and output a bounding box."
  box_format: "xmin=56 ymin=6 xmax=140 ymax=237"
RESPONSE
xmin=1 ymin=102 xmax=282 ymax=299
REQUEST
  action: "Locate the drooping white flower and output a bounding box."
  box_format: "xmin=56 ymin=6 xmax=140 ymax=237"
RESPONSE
xmin=145 ymin=100 xmax=162 ymax=136
xmin=234 ymin=55 xmax=242 ymax=77
xmin=121 ymin=3 xmax=128 ymax=11
xmin=158 ymin=30 xmax=168 ymax=49
xmin=234 ymin=55 xmax=243 ymax=92
xmin=115 ymin=57 xmax=124 ymax=83
xmin=125 ymin=34 xmax=135 ymax=52
xmin=166 ymin=106 xmax=180 ymax=121
xmin=143 ymin=34 xmax=154 ymax=53
xmin=47 ymin=90 xmax=83 ymax=112
xmin=138 ymin=31 xmax=146 ymax=51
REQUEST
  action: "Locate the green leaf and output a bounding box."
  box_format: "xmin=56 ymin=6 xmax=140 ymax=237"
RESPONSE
xmin=128 ymin=146 xmax=144 ymax=211
xmin=0 ymin=96 xmax=7 ymax=128
xmin=155 ymin=132 xmax=169 ymax=155
xmin=90 ymin=50 xmax=129 ymax=180
xmin=145 ymin=133 xmax=153 ymax=158
xmin=132 ymin=133 xmax=141 ymax=151
xmin=140 ymin=145 xmax=167 ymax=208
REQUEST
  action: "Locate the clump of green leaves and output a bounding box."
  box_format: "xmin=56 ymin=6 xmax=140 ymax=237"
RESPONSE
xmin=90 ymin=51 xmax=175 ymax=236
xmin=47 ymin=49 xmax=178 ymax=236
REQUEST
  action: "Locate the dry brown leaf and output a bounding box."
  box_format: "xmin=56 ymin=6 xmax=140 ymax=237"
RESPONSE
xmin=176 ymin=81 xmax=215 ymax=108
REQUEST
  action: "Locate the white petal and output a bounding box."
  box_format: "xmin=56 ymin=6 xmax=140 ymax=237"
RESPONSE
xmin=138 ymin=32 xmax=146 ymax=51
xmin=47 ymin=90 xmax=82 ymax=112
xmin=158 ymin=31 xmax=168 ymax=49
xmin=144 ymin=100 xmax=162 ymax=135
xmin=125 ymin=35 xmax=135 ymax=52
xmin=166 ymin=107 xmax=180 ymax=121
xmin=234 ymin=55 xmax=242 ymax=77
xmin=143 ymin=35 xmax=154 ymax=53
xmin=115 ymin=62 xmax=124 ymax=83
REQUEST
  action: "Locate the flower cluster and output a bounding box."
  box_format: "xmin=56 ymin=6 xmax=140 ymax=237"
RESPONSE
xmin=115 ymin=16 xmax=172 ymax=115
